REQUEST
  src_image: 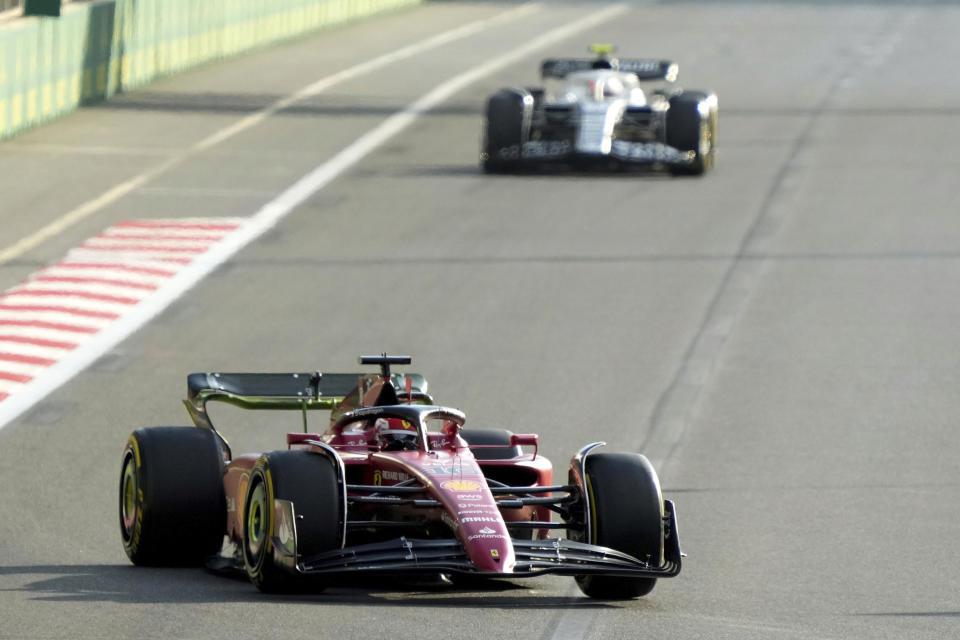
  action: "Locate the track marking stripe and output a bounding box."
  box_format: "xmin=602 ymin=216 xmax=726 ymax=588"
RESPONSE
xmin=0 ymin=352 xmax=57 ymax=366
xmin=0 ymin=320 xmax=100 ymax=334
xmin=54 ymin=263 xmax=178 ymax=277
xmin=93 ymin=234 xmax=229 ymax=243
xmin=0 ymin=372 xmax=32 ymax=384
xmin=113 ymin=221 xmax=241 ymax=231
xmin=4 ymin=290 xmax=142 ymax=305
xmin=0 ymin=218 xmax=249 ymax=405
xmin=0 ymin=305 xmax=121 ymax=320
xmin=78 ymin=243 xmax=210 ymax=254
xmin=32 ymin=276 xmax=160 ymax=291
xmin=0 ymin=335 xmax=78 ymax=350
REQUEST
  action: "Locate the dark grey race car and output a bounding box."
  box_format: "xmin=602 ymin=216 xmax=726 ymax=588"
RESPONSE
xmin=481 ymin=45 xmax=718 ymax=175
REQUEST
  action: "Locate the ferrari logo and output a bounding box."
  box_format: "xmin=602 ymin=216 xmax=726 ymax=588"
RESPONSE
xmin=490 ymin=549 xmax=499 ymax=558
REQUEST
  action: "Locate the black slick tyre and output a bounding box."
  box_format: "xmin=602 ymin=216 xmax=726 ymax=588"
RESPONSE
xmin=242 ymin=450 xmax=341 ymax=593
xmin=482 ymin=89 xmax=530 ymax=173
xmin=119 ymin=427 xmax=226 ymax=566
xmin=575 ymin=452 xmax=664 ymax=599
xmin=460 ymin=428 xmax=521 ymax=460
xmin=666 ymin=90 xmax=718 ymax=176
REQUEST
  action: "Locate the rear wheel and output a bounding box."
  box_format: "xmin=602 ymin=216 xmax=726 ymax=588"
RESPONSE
xmin=242 ymin=451 xmax=341 ymax=593
xmin=666 ymin=91 xmax=718 ymax=176
xmin=574 ymin=452 xmax=664 ymax=599
xmin=119 ymin=427 xmax=226 ymax=566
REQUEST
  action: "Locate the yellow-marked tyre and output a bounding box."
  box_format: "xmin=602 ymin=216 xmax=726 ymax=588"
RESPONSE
xmin=574 ymin=452 xmax=664 ymax=599
xmin=666 ymin=91 xmax=718 ymax=176
xmin=119 ymin=427 xmax=226 ymax=566
xmin=242 ymin=451 xmax=340 ymax=593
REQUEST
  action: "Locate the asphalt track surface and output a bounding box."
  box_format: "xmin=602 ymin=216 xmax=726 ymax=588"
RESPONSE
xmin=1 ymin=1 xmax=959 ymax=638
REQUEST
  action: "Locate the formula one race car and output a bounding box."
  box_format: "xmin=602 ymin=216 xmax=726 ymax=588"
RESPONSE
xmin=118 ymin=355 xmax=681 ymax=599
xmin=481 ymin=44 xmax=718 ymax=175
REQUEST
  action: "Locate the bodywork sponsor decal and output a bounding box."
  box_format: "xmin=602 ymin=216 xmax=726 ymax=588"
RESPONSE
xmin=461 ymin=516 xmax=500 ymax=523
xmin=441 ymin=480 xmax=482 ymax=492
xmin=423 ymin=464 xmax=464 ymax=475
xmin=496 ymin=139 xmax=571 ymax=161
xmin=441 ymin=512 xmax=459 ymax=531
xmin=609 ymin=141 xmax=693 ymax=163
xmin=375 ymin=469 xmax=410 ymax=485
xmin=467 ymin=525 xmax=508 ymax=542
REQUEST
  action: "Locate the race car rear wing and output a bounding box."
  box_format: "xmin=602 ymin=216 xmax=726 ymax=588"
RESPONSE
xmin=183 ymin=371 xmax=430 ymax=430
xmin=541 ymin=58 xmax=678 ymax=82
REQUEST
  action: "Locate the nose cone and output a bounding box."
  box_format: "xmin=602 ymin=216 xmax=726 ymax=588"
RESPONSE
xmin=460 ymin=521 xmax=515 ymax=573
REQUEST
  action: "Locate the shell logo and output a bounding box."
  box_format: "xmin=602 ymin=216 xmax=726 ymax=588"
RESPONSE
xmin=441 ymin=480 xmax=482 ymax=492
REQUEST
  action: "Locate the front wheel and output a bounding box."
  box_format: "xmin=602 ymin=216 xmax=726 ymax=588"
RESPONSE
xmin=666 ymin=91 xmax=718 ymax=176
xmin=481 ymin=89 xmax=537 ymax=173
xmin=243 ymin=450 xmax=341 ymax=593
xmin=574 ymin=452 xmax=664 ymax=599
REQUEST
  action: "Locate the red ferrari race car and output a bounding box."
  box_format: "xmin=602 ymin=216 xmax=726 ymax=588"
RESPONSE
xmin=119 ymin=355 xmax=681 ymax=599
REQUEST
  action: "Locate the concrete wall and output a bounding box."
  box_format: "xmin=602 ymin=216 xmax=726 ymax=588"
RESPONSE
xmin=0 ymin=0 xmax=420 ymax=140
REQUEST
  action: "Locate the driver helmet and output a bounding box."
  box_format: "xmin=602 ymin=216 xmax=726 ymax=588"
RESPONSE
xmin=602 ymin=76 xmax=624 ymax=98
xmin=375 ymin=417 xmax=419 ymax=451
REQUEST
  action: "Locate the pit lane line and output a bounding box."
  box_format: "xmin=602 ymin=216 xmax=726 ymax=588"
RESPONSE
xmin=0 ymin=1 xmax=541 ymax=267
xmin=0 ymin=2 xmax=631 ymax=435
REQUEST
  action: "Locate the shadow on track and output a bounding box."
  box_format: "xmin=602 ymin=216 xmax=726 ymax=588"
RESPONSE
xmin=0 ymin=564 xmax=620 ymax=609
xmin=390 ymin=164 xmax=680 ymax=180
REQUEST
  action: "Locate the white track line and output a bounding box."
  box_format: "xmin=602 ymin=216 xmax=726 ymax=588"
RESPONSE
xmin=0 ymin=2 xmax=540 ymax=267
xmin=0 ymin=3 xmax=629 ymax=430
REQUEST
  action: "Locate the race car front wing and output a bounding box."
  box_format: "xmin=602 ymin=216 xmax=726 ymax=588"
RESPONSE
xmin=491 ymin=140 xmax=694 ymax=167
xmin=294 ymin=500 xmax=681 ymax=579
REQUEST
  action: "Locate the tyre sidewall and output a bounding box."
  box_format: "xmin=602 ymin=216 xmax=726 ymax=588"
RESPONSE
xmin=482 ymin=90 xmax=531 ymax=172
xmin=242 ymin=451 xmax=341 ymax=592
xmin=575 ymin=452 xmax=664 ymax=599
xmin=667 ymin=90 xmax=717 ymax=175
xmin=119 ymin=427 xmax=226 ymax=566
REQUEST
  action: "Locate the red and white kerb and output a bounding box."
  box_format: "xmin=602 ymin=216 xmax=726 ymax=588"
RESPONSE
xmin=0 ymin=218 xmax=245 ymax=404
